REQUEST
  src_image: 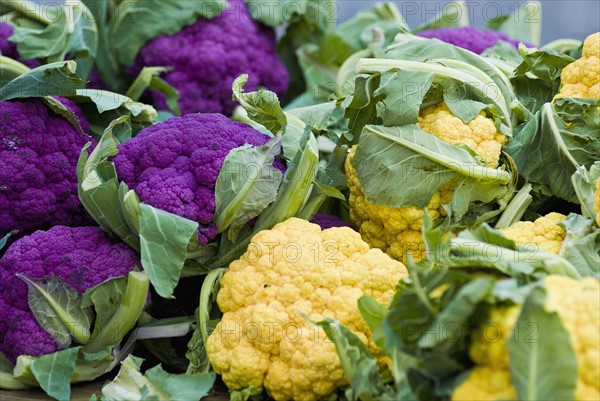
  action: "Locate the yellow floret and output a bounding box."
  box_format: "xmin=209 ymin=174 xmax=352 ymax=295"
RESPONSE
xmin=499 ymin=212 xmax=567 ymax=254
xmin=206 ymin=218 xmax=408 ymax=401
xmin=346 ymin=102 xmax=507 ymax=261
xmin=452 ymin=276 xmax=600 ymax=401
xmin=555 ymin=32 xmax=600 ymax=100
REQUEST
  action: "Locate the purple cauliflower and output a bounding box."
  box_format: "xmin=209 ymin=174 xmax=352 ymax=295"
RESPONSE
xmin=130 ymin=0 xmax=288 ymax=115
xmin=310 ymin=213 xmax=353 ymax=230
xmin=416 ymin=26 xmax=532 ymax=54
xmin=113 ymin=113 xmax=284 ymax=245
xmin=0 ymin=22 xmax=40 ymax=68
xmin=0 ymin=226 xmax=140 ymax=362
xmin=0 ymin=98 xmax=94 ymax=237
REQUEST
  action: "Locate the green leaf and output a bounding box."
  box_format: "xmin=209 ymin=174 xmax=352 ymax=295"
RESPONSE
xmin=230 ymin=386 xmax=263 ymax=401
xmin=82 ymin=276 xmax=128 ymax=341
xmin=0 ymin=231 xmax=16 ymax=251
xmin=486 ymin=1 xmax=541 ymax=46
xmin=0 ymin=60 xmax=85 ymax=100
xmin=504 ymin=99 xmax=600 ymax=203
xmin=511 ymin=47 xmax=575 ymax=113
xmin=125 ymin=67 xmax=181 ymax=115
xmin=316 ymin=318 xmax=387 ymax=401
xmin=244 ymin=0 xmax=334 ymax=27
xmin=336 ymin=2 xmax=410 ymax=49
xmin=17 ymin=275 xmax=92 ymax=346
xmin=357 ymin=296 xmax=388 ymax=350
xmin=373 ymin=69 xmax=433 ymax=126
xmin=559 ymin=214 xmax=600 ymax=276
xmin=109 ymin=0 xmax=226 ymax=67
xmin=419 ymin=278 xmax=493 ymax=348
xmin=148 ymin=76 xmax=181 ymax=116
xmin=6 ymin=1 xmax=98 ymax=62
xmin=84 ymin=271 xmax=149 ymax=354
xmin=138 ymin=204 xmax=199 ymax=299
xmin=232 ymin=74 xmax=287 ymax=136
xmin=214 ymin=135 xmax=283 ymax=235
xmin=29 ymin=347 xmax=80 ymax=401
xmin=342 ymin=74 xmax=383 ymax=143
xmin=101 ymin=355 xmax=216 ymax=401
xmin=412 ymin=1 xmax=470 ymax=32
xmin=77 ymin=117 xmax=141 ymax=250
xmin=508 ymin=286 xmax=578 ymax=401
xmin=572 ymin=162 xmax=600 ymax=221
xmin=351 ymin=124 xmax=512 ymax=213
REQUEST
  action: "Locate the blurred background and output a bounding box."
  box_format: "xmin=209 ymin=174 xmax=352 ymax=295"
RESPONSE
xmin=336 ymin=1 xmax=599 ymax=43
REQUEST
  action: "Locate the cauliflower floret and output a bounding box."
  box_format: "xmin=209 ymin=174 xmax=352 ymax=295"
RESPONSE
xmin=206 ymin=218 xmax=407 ymax=401
xmin=453 ymin=276 xmax=600 ymax=401
xmin=499 ymin=212 xmax=567 ymax=254
xmin=0 ymin=98 xmax=93 ymax=238
xmin=416 ymin=26 xmax=532 ymax=55
xmin=113 ymin=113 xmax=284 ymax=245
xmin=346 ymin=102 xmax=507 ymax=261
xmin=130 ymin=0 xmax=288 ymax=115
xmin=555 ymin=32 xmax=600 ymax=99
xmin=0 ymin=226 xmax=140 ymax=363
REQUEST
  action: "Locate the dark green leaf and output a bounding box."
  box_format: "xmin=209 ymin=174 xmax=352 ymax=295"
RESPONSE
xmin=357 ymin=296 xmax=388 ymax=350
xmin=508 ymin=286 xmax=578 ymax=400
xmin=82 ymin=276 xmax=128 ymax=341
xmin=316 ymin=318 xmax=386 ymax=401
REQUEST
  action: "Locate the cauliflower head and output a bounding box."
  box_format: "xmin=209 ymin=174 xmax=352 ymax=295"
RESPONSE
xmin=416 ymin=26 xmax=532 ymax=55
xmin=0 ymin=226 xmax=140 ymax=363
xmin=113 ymin=113 xmax=284 ymax=245
xmin=452 ymin=275 xmax=600 ymax=401
xmin=131 ymin=0 xmax=288 ymax=115
xmin=309 ymin=213 xmax=353 ymax=230
xmin=555 ymin=32 xmax=600 ymax=99
xmin=0 ymin=22 xmax=39 ymax=68
xmin=205 ymin=218 xmax=408 ymax=401
xmin=499 ymin=212 xmax=567 ymax=254
xmin=346 ymin=102 xmax=508 ymax=261
xmin=0 ymin=98 xmax=93 ymax=237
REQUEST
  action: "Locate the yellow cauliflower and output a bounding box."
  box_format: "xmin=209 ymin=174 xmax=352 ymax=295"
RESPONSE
xmin=205 ymin=218 xmax=408 ymax=401
xmin=499 ymin=212 xmax=567 ymax=254
xmin=555 ymin=32 xmax=600 ymax=99
xmin=346 ymin=102 xmax=508 ymax=261
xmin=452 ymin=275 xmax=600 ymax=401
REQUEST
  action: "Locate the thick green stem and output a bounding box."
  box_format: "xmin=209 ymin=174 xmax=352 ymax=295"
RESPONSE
xmin=0 ymin=56 xmax=31 ymax=76
xmin=495 ymin=183 xmax=533 ymax=229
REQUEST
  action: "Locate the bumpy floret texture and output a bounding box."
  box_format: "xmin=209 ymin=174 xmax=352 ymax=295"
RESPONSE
xmin=131 ymin=0 xmax=288 ymax=115
xmin=346 ymin=102 xmax=507 ymax=261
xmin=500 ymin=212 xmax=567 ymax=254
xmin=0 ymin=98 xmax=93 ymax=237
xmin=452 ymin=275 xmax=600 ymax=401
xmin=205 ymin=218 xmax=408 ymax=401
xmin=309 ymin=213 xmax=352 ymax=230
xmin=0 ymin=226 xmax=140 ymax=363
xmin=555 ymin=33 xmax=600 ymax=99
xmin=416 ymin=26 xmax=531 ymax=55
xmin=0 ymin=22 xmax=39 ymax=68
xmin=113 ymin=113 xmax=284 ymax=245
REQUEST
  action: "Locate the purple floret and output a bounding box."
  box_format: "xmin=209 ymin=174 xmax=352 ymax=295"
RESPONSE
xmin=310 ymin=214 xmax=353 ymax=230
xmin=416 ymin=26 xmax=532 ymax=54
xmin=0 ymin=226 xmax=140 ymax=362
xmin=113 ymin=113 xmax=284 ymax=245
xmin=130 ymin=0 xmax=288 ymax=115
xmin=0 ymin=22 xmax=40 ymax=68
xmin=0 ymin=98 xmax=94 ymax=237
